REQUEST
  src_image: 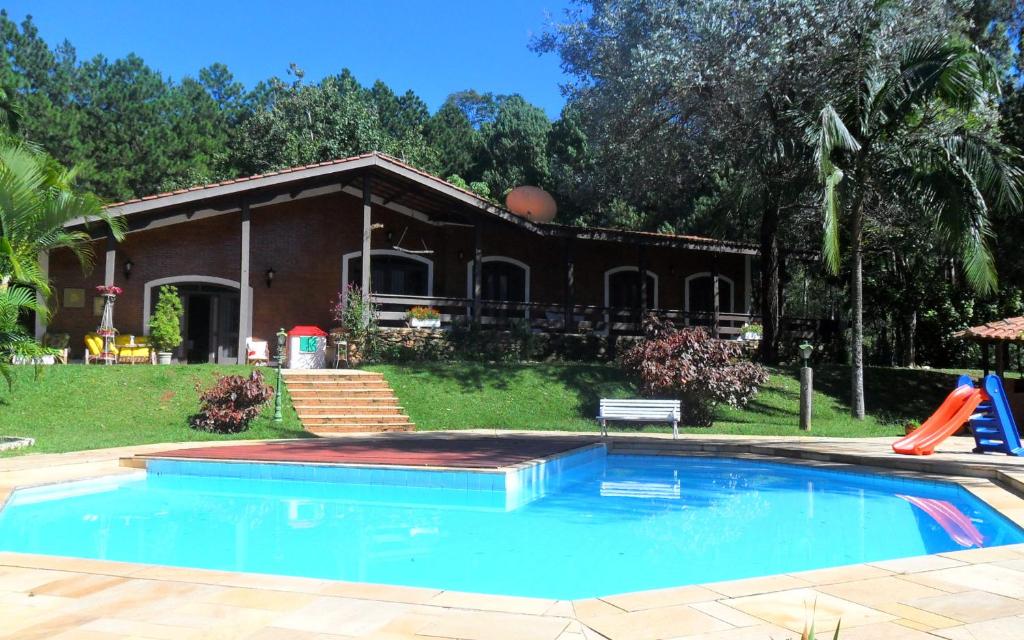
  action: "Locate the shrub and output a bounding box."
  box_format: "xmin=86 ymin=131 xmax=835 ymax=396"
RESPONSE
xmin=189 ymin=370 xmax=274 ymax=433
xmin=329 ymin=283 xmax=380 ymax=361
xmin=149 ymin=285 xmax=184 ymax=353
xmin=620 ymin=315 xmax=768 ymax=426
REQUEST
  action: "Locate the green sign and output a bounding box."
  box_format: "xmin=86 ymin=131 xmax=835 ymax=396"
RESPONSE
xmin=299 ymin=336 xmax=318 ymax=353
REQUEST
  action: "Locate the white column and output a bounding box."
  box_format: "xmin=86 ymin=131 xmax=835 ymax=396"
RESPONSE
xmin=238 ymin=203 xmax=251 ymax=362
xmin=34 ymin=250 xmax=49 ymax=339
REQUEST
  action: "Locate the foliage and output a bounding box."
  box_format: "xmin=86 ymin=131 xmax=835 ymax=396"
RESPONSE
xmin=189 ymin=370 xmax=274 ymax=433
xmin=329 ymin=283 xmax=380 ymax=358
xmin=0 ymin=275 xmax=52 ymax=389
xmin=407 ymin=306 xmax=440 ymax=320
xmin=149 ymin=285 xmax=184 ymax=353
xmin=0 ymin=140 xmax=124 ymax=294
xmin=620 ymin=316 xmax=768 ymax=426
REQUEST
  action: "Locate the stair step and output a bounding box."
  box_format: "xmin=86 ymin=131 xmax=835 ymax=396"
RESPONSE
xmin=297 ymin=414 xmax=409 ymax=421
xmin=288 ymin=388 xmax=394 ymax=396
xmin=303 ymin=421 xmax=415 ymax=428
xmin=295 ymin=408 xmax=406 ymax=417
xmin=308 ymin=425 xmax=416 ymax=434
xmin=292 ymin=398 xmax=400 ymax=406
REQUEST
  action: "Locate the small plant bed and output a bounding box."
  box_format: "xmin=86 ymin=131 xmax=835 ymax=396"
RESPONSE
xmin=0 ymin=365 xmax=307 ymax=456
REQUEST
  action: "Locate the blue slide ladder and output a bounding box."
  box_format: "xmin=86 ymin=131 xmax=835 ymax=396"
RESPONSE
xmin=964 ymin=374 xmax=1024 ymax=456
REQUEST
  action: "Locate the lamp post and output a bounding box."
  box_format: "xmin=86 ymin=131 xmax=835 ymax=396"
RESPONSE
xmin=799 ymin=341 xmax=813 ymax=431
xmin=274 ymin=327 xmax=287 ymax=422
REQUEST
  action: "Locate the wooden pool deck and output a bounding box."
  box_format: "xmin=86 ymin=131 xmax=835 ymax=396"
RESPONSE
xmin=140 ymin=435 xmax=598 ymax=469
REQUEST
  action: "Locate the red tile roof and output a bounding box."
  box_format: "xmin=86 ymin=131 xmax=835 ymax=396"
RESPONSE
xmin=954 ymin=317 xmax=1024 ymax=342
xmin=102 ymin=151 xmax=757 ymax=251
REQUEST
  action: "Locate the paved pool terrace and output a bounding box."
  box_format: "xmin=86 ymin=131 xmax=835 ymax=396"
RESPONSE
xmin=3 ymin=431 xmax=1024 ymax=640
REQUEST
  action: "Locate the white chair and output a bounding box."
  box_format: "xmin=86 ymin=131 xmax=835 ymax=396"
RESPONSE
xmin=246 ymin=338 xmax=269 ymax=365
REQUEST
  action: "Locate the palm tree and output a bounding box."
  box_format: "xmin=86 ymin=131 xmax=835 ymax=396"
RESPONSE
xmin=0 ymin=141 xmax=124 ymax=295
xmin=0 ymin=275 xmax=50 ymax=388
xmin=811 ymin=37 xmax=1023 ymax=418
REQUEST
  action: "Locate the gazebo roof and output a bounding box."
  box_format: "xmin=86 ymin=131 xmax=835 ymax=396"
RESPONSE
xmin=954 ymin=317 xmax=1024 ymax=343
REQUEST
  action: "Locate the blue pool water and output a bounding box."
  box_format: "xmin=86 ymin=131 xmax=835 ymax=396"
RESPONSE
xmin=1 ymin=454 xmax=1021 ymax=599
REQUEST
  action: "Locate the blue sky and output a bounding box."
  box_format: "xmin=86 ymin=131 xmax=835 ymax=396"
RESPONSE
xmin=4 ymin=0 xmax=576 ymax=117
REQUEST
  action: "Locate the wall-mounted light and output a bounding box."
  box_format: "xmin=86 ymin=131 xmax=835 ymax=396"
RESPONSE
xmin=123 ymin=260 xmax=134 ymax=279
xmin=386 ymin=229 xmax=394 ymax=242
xmin=265 ymin=268 xmax=276 ymax=288
xmin=457 ymin=250 xmax=465 ymax=261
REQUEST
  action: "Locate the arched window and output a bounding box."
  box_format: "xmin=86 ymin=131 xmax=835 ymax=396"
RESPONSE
xmin=685 ymin=273 xmax=735 ymax=314
xmin=604 ymin=267 xmax=658 ymax=309
xmin=343 ymin=250 xmax=433 ymax=296
xmin=466 ymin=257 xmax=530 ymax=303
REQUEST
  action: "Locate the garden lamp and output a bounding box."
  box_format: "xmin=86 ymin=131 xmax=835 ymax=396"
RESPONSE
xmin=798 ymin=341 xmax=813 ymax=431
xmin=274 ymin=327 xmax=287 ymax=422
xmin=799 ymin=341 xmax=813 ymax=366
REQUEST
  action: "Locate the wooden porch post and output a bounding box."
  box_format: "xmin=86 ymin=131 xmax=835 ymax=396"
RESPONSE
xmin=361 ymin=174 xmax=372 ymax=326
xmin=996 ymin=341 xmax=1007 ymax=379
xmin=983 ymin=342 xmax=990 ymax=377
xmin=563 ymin=237 xmax=575 ymax=332
xmin=711 ymin=254 xmax=720 ymax=339
xmin=637 ymin=245 xmax=648 ymax=313
xmin=238 ymin=202 xmax=251 ymax=362
xmin=472 ymin=222 xmax=483 ymax=322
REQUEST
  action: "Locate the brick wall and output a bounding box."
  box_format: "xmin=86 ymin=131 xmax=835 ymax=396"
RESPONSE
xmin=47 ymin=189 xmax=750 ymax=359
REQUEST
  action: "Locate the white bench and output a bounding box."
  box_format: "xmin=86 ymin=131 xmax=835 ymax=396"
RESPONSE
xmin=598 ymin=399 xmax=682 ymax=439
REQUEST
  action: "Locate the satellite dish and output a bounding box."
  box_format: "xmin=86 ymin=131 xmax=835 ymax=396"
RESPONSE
xmin=505 ymin=186 xmax=557 ymax=223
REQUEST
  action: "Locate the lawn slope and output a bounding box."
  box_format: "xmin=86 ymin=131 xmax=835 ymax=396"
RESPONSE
xmin=0 ymin=365 xmax=306 ymax=455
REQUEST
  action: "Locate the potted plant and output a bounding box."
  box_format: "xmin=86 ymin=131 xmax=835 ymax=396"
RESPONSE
xmin=740 ymin=323 xmax=763 ymax=341
xmin=149 ymin=285 xmax=184 ymax=364
xmin=905 ymin=420 xmax=920 ymax=436
xmin=408 ymin=306 xmax=441 ymax=329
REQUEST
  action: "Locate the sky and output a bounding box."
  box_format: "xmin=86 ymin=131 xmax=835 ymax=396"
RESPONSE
xmin=3 ymin=0 xmax=577 ymax=117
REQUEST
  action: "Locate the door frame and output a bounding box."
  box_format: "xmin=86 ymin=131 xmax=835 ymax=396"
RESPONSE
xmin=143 ymin=275 xmax=253 ymax=364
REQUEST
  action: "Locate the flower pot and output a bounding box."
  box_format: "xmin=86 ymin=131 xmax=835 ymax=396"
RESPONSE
xmin=410 ymin=318 xmax=441 ymax=329
xmin=157 ymin=352 xmax=173 ymax=365
xmin=905 ymin=423 xmax=919 ymax=436
xmin=742 ymin=332 xmax=762 ymax=341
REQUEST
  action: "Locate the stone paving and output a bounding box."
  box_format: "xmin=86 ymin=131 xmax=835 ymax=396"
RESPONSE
xmin=2 ymin=432 xmax=1024 ymax=639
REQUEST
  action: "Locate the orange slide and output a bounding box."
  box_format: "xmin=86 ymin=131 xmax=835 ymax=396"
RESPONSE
xmin=892 ymin=385 xmax=984 ymax=455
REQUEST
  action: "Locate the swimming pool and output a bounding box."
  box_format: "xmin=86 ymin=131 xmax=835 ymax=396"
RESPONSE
xmin=1 ymin=452 xmax=1021 ymax=599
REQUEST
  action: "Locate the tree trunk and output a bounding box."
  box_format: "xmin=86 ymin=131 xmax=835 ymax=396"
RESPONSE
xmin=758 ymin=201 xmax=781 ymax=363
xmin=905 ymin=309 xmax=916 ymax=367
xmin=850 ymin=196 xmax=866 ymax=419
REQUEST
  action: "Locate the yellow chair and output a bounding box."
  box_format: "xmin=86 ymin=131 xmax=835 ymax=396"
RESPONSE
xmin=114 ymin=335 xmax=154 ymax=364
xmin=84 ymin=333 xmax=118 ymax=364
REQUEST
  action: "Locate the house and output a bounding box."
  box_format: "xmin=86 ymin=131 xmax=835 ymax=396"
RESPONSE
xmin=44 ymin=152 xmax=759 ymax=363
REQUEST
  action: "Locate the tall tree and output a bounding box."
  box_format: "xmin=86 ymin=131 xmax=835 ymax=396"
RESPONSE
xmin=812 ymin=29 xmax=1022 ymax=417
xmin=480 ymin=95 xmax=551 ymax=196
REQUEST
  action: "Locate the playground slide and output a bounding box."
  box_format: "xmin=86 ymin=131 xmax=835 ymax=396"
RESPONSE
xmin=892 ymin=385 xmax=984 ymax=456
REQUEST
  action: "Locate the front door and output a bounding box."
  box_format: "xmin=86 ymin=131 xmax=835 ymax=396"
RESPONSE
xmin=170 ymin=284 xmax=241 ymax=364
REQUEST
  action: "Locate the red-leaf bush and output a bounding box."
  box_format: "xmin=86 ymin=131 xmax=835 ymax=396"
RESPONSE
xmin=190 ymin=370 xmax=274 ymax=433
xmin=620 ymin=315 xmax=768 ymax=427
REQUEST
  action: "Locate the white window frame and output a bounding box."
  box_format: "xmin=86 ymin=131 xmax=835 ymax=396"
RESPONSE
xmin=341 ymin=249 xmax=434 ymax=297
xmin=142 ymin=275 xmax=251 ymax=335
xmin=683 ymin=272 xmax=736 ymax=314
xmin=465 ymin=256 xmax=531 ymax=302
xmin=603 ymin=266 xmax=659 ymax=309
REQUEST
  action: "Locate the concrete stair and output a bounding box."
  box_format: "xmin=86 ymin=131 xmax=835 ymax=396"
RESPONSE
xmin=282 ymin=370 xmax=415 ymax=434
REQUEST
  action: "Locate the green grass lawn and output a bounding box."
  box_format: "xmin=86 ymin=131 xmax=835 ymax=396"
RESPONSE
xmin=0 ymin=360 xmax=980 ymax=456
xmin=0 ymin=365 xmax=307 ymax=456
xmin=367 ymin=362 xmax=972 ymax=438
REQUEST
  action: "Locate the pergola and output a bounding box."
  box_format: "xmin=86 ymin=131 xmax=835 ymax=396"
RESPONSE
xmin=954 ymin=317 xmax=1024 ymax=378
